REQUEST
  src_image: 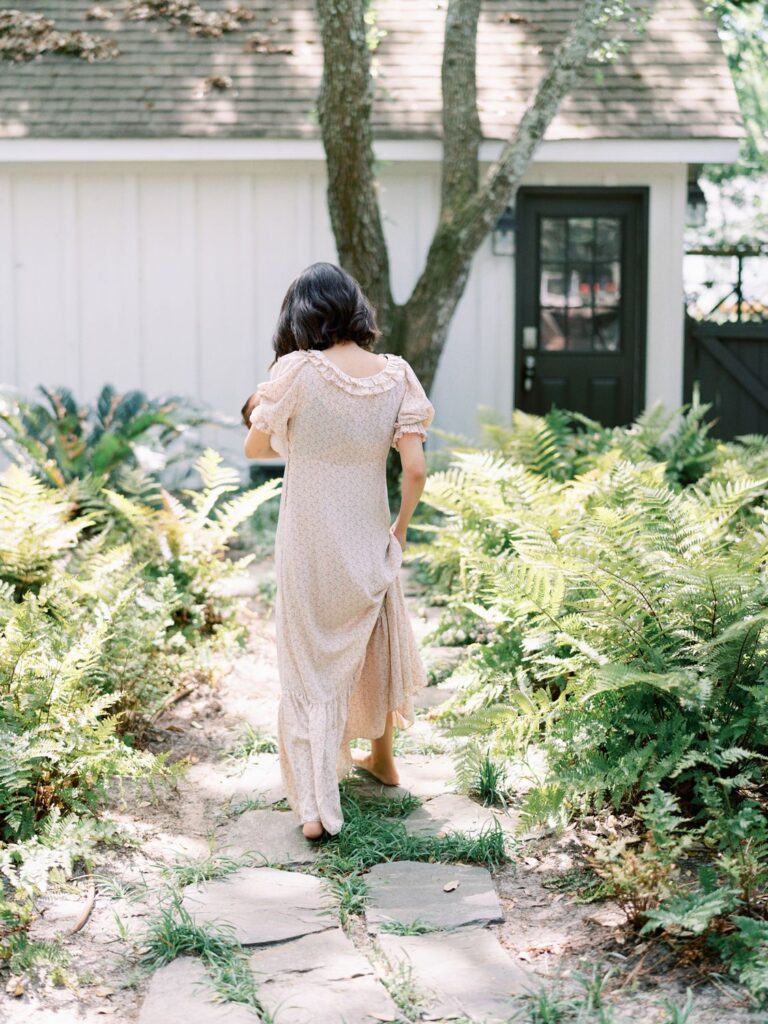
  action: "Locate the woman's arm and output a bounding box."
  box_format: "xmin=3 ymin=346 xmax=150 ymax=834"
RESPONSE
xmin=390 ymin=433 xmax=427 ymax=549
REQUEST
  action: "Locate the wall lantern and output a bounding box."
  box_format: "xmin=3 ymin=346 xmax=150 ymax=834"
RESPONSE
xmin=686 ymin=179 xmax=707 ymax=228
xmin=492 ymin=205 xmax=516 ymax=256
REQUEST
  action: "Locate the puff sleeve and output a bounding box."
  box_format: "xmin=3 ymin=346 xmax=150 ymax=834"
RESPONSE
xmin=248 ymin=350 xmax=308 ymax=453
xmin=391 ymin=360 xmax=435 ymax=449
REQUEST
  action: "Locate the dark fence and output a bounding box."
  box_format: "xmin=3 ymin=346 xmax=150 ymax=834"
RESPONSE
xmin=684 ymin=315 xmax=768 ymax=438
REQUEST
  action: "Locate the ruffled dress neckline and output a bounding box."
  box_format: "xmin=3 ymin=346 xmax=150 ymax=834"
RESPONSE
xmin=305 ymin=348 xmax=405 ymax=395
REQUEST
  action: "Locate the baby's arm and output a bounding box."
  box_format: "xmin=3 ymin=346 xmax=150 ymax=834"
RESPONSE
xmin=242 ymin=393 xmax=282 ymax=460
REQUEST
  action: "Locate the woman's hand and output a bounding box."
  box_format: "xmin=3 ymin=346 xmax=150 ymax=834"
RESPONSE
xmin=390 ymin=523 xmax=407 ymax=552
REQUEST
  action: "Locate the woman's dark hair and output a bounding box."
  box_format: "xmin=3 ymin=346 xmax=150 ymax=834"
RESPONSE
xmin=270 ymin=262 xmax=380 ymax=366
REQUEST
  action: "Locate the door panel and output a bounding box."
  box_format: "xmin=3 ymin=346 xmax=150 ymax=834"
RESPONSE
xmin=515 ymin=187 xmax=648 ymax=426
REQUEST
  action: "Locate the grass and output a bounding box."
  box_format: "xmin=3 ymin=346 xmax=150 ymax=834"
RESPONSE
xmin=222 ymin=726 xmax=279 ymax=764
xmin=167 ymin=850 xmax=261 ymax=887
xmin=220 ymin=795 xmax=292 ymax=820
xmin=472 ymin=750 xmax=510 ymax=807
xmin=140 ymin=895 xmax=271 ymax=1019
xmin=378 ymin=917 xmax=439 ymax=935
xmin=512 ymin=967 xmax=698 ymax=1024
xmin=315 ymin=779 xmax=511 ymax=875
xmin=304 ymin=778 xmax=513 ymax=929
xmin=380 ymin=959 xmax=425 ymax=1019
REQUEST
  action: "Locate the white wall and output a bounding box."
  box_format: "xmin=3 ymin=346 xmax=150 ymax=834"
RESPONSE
xmin=0 ymin=157 xmax=686 ymax=460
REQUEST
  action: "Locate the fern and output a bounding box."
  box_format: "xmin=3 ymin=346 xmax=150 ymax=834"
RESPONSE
xmin=418 ymin=399 xmax=768 ymax=999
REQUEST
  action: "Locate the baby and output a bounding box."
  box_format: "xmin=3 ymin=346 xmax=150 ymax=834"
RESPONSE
xmin=240 ymin=392 xmax=258 ymax=429
xmin=240 ymin=391 xmax=286 ymax=458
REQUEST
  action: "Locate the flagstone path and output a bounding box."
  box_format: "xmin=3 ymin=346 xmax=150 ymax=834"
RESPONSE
xmin=136 ymin=561 xmax=536 ymax=1024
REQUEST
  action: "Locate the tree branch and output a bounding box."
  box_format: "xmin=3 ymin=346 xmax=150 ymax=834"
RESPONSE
xmin=440 ymin=0 xmax=482 ymax=216
xmin=404 ymin=0 xmax=653 ymax=387
xmin=315 ymin=0 xmax=394 ymax=332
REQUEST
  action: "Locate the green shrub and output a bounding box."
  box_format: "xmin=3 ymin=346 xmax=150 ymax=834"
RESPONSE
xmin=0 ymin=445 xmax=280 ymax=972
xmin=0 ymin=384 xmax=221 ymax=489
xmin=418 ymin=399 xmax=768 ymax=999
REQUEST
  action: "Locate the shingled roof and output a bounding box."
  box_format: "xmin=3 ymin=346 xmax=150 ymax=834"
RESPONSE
xmin=0 ymin=0 xmax=743 ymax=142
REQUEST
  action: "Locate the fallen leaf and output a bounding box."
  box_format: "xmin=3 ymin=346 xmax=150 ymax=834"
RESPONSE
xmin=443 ymin=879 xmax=460 ymax=892
xmin=5 ymin=976 xmax=24 ymax=997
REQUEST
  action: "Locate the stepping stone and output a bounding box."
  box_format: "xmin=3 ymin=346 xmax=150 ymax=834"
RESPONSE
xmin=216 ymin=808 xmax=318 ymax=866
xmin=249 ymin=927 xmax=399 ymax=1024
xmin=377 ymin=926 xmax=534 ymax=1023
xmin=182 ymin=866 xmax=336 ymax=946
xmin=397 ymin=754 xmax=460 ymax=798
xmin=365 ymin=861 xmax=504 ymax=933
xmin=347 ymin=750 xmax=459 ymax=804
xmin=138 ymin=956 xmax=259 ymax=1023
xmin=422 ymin=645 xmax=466 ymax=671
xmin=187 ymin=756 xmax=285 ymax=807
xmin=403 ymin=792 xmax=519 ymax=847
xmin=413 ymin=685 xmax=457 ymax=709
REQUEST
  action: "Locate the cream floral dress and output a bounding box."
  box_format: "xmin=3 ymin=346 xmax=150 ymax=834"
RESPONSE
xmin=249 ymin=347 xmax=435 ymax=835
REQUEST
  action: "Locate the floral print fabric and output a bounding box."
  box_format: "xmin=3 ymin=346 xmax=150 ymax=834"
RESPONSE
xmin=249 ymin=347 xmax=435 ymax=834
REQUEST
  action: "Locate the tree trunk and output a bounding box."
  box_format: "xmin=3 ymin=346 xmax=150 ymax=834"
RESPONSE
xmin=317 ymin=0 xmax=651 ymax=393
xmin=315 ymin=0 xmax=394 ymax=333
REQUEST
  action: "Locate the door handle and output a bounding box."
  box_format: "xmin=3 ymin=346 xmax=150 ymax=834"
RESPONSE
xmin=523 ymin=354 xmax=536 ymax=393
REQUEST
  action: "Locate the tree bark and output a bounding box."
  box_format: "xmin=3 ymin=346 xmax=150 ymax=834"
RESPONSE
xmin=315 ymin=0 xmax=394 ymax=332
xmin=440 ymin=0 xmax=482 ymax=215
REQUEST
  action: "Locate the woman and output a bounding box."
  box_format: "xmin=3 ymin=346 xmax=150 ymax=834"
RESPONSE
xmin=243 ymin=262 xmax=435 ymax=841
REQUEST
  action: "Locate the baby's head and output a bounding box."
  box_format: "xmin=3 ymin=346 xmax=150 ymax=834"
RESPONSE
xmin=241 ymin=393 xmax=258 ymax=428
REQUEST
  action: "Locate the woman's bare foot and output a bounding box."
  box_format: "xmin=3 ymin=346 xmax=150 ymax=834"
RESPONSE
xmin=302 ymin=820 xmax=324 ymax=839
xmin=350 ymin=748 xmax=400 ymax=786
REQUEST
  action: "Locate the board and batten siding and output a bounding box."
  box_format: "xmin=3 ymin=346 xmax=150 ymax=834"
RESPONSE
xmin=0 ymin=159 xmax=685 ymax=462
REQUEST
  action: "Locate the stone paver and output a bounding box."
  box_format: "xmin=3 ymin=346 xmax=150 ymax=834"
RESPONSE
xmin=138 ymin=956 xmax=259 ymax=1024
xmin=347 ymin=750 xmax=460 ymax=803
xmin=395 ymin=753 xmax=460 ymax=798
xmin=249 ymin=927 xmax=399 ymax=1024
xmin=377 ymin=926 xmax=534 ymax=1023
xmin=182 ymin=866 xmax=335 ymax=946
xmin=216 ymin=808 xmax=318 ymax=866
xmin=364 ymin=860 xmax=504 ymax=932
xmin=187 ymin=755 xmax=285 ymax=807
xmin=413 ymin=684 xmax=457 ymax=708
xmin=403 ymin=792 xmax=518 ymax=846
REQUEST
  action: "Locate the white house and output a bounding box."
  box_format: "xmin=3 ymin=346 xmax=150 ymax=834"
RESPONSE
xmin=0 ymin=0 xmax=744 ymax=456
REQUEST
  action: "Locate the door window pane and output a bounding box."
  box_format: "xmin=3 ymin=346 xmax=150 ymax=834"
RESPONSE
xmin=540 ymin=218 xmax=566 ymax=260
xmin=596 ymin=218 xmax=620 ymax=260
xmin=594 ymin=310 xmax=620 ymax=351
xmin=536 ymin=214 xmax=623 ymax=352
xmin=540 ymin=308 xmax=567 ymax=351
xmin=567 ymin=218 xmax=594 ymax=261
xmin=539 ymin=263 xmax=568 ymax=305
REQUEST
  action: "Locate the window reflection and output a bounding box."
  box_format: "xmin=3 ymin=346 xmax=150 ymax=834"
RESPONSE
xmin=538 ymin=216 xmax=622 ymax=352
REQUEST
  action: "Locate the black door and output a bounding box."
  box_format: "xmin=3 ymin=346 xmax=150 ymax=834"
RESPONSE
xmin=515 ymin=187 xmax=649 ymax=426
